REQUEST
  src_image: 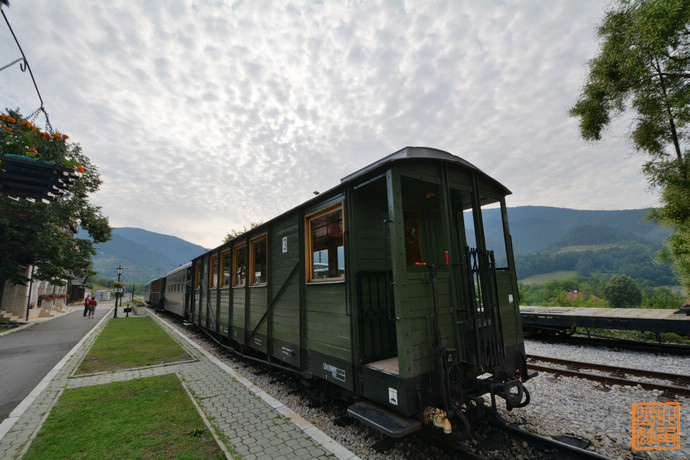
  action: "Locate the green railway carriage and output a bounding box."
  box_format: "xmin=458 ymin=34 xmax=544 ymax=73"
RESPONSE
xmin=174 ymin=147 xmax=532 ymax=436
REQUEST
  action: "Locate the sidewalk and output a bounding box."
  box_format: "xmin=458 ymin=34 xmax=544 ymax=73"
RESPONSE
xmin=0 ymin=303 xmax=87 ymax=336
xmin=0 ymin=308 xmax=359 ymax=459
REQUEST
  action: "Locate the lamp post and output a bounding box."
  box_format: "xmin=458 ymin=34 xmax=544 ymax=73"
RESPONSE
xmin=25 ymin=265 xmax=35 ymax=321
xmin=113 ymin=265 xmax=122 ymax=318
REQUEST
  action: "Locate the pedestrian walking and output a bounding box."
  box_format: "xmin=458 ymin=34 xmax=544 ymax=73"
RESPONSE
xmin=83 ymin=295 xmax=91 ymax=317
xmin=88 ymin=298 xmax=97 ymax=318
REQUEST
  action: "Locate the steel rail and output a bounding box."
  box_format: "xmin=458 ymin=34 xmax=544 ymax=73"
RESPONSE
xmin=484 ymin=419 xmax=614 ymax=460
xmin=527 ymin=354 xmax=690 ymax=386
xmin=527 ymin=333 xmax=690 ymax=355
xmin=527 ymin=362 xmax=690 ymax=398
xmin=421 ymin=420 xmax=613 ymax=460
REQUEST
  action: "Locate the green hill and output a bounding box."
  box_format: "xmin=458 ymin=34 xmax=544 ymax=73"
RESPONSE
xmin=91 ymin=228 xmax=207 ymax=285
xmin=503 ymin=207 xmax=669 ymax=255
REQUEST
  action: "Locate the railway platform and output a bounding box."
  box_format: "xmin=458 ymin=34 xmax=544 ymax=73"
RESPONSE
xmin=0 ymin=306 xmax=359 ymax=459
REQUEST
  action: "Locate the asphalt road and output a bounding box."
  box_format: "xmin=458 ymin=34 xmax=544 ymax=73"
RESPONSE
xmin=0 ymin=303 xmax=112 ymax=421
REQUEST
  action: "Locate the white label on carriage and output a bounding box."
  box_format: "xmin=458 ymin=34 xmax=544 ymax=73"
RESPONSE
xmin=282 ymin=236 xmax=288 ymax=253
xmin=508 ymin=294 xmax=514 ymax=304
xmin=254 ymin=338 xmax=262 ymax=346
xmin=323 ymin=363 xmax=346 ymax=382
xmin=281 ymin=346 xmax=295 ymax=356
xmin=388 ymin=388 xmax=398 ymax=406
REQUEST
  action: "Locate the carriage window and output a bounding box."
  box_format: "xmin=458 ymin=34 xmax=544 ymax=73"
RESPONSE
xmin=306 ymin=203 xmax=344 ymax=281
xmin=250 ymin=235 xmax=267 ymax=285
xmin=194 ymin=263 xmax=201 ymax=288
xmin=463 ymin=208 xmax=477 ymax=250
xmin=233 ymin=245 xmax=246 ymax=287
xmin=220 ymin=250 xmax=231 ymax=287
xmin=404 ymin=210 xmax=423 ymax=265
xmin=401 ymin=176 xmax=440 ymax=265
xmin=480 ymin=198 xmax=509 ymax=269
xmin=209 ymin=255 xmax=219 ymax=288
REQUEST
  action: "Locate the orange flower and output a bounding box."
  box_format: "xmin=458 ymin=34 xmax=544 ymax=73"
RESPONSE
xmin=6 ymin=127 xmax=13 ymax=133
xmin=76 ymin=164 xmax=85 ymax=173
xmin=62 ymin=134 xmax=69 ymax=140
xmin=53 ymin=133 xmax=62 ymax=139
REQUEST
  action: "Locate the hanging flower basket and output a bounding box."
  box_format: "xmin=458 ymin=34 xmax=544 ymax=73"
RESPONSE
xmin=112 ymin=281 xmax=125 ymax=289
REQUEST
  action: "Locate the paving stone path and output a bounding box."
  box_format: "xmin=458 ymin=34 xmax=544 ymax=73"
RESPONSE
xmin=0 ymin=310 xmax=358 ymax=460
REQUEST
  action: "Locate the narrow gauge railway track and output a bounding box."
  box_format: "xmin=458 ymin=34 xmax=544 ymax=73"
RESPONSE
xmin=527 ymin=354 xmax=690 ymax=397
xmin=423 ymin=418 xmax=614 ymax=459
xmin=172 ymin=313 xmax=616 ymax=459
xmin=484 ymin=420 xmax=614 ymax=460
xmin=528 ymin=333 xmax=690 ymax=355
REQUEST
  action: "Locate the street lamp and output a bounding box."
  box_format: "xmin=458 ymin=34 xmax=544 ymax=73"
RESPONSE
xmin=113 ymin=265 xmax=123 ymax=318
xmin=25 ymin=265 xmax=35 ymax=321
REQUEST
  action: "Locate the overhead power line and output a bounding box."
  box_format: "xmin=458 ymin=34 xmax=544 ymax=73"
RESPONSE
xmin=1 ymin=3 xmax=53 ymax=131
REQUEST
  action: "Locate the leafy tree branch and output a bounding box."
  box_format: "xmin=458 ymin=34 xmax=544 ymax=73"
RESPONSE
xmin=569 ymin=0 xmax=690 ymax=289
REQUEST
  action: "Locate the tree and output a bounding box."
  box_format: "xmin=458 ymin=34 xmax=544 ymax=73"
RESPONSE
xmin=0 ymin=109 xmax=111 ymax=295
xmin=569 ymin=0 xmax=690 ymax=289
xmin=604 ymin=274 xmax=643 ymax=307
xmin=642 ymin=286 xmax=685 ymax=308
xmin=223 ymin=221 xmax=263 ymax=243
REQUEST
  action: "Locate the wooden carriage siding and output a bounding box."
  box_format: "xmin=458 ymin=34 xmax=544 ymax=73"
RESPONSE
xmin=153 ymin=147 xmax=528 ymax=428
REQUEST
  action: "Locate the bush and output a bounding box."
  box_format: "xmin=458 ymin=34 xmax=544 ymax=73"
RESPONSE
xmin=604 ymin=275 xmax=642 ymax=308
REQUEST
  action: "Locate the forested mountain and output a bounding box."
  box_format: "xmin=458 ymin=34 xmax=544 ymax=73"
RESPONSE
xmin=502 ymin=207 xmax=675 ymax=286
xmin=91 ymin=228 xmax=207 ymax=285
xmin=90 ymin=207 xmax=677 ymax=287
xmin=503 ymin=206 xmax=669 ymax=255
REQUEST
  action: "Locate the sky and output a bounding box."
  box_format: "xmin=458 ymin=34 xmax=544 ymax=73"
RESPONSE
xmin=0 ymin=0 xmax=659 ymax=249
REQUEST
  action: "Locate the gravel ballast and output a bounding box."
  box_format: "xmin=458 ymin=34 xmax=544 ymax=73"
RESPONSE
xmin=172 ymin=319 xmax=688 ymax=459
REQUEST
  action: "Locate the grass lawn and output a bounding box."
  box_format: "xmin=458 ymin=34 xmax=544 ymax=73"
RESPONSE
xmin=518 ymin=270 xmax=578 ymax=285
xmin=22 ymin=374 xmax=226 ymax=459
xmin=76 ymin=316 xmax=191 ymax=375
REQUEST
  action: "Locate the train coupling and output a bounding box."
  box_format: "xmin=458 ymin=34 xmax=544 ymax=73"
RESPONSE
xmin=491 ymin=379 xmax=530 ymax=410
xmin=423 ymin=407 xmax=451 ymax=434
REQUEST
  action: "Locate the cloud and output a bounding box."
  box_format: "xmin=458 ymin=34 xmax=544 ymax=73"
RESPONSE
xmin=0 ymin=0 xmax=658 ymax=249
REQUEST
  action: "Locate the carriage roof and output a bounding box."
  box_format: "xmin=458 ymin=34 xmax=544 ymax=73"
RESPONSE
xmin=341 ymin=146 xmax=511 ymax=195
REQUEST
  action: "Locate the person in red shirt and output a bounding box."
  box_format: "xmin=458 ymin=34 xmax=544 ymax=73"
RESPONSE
xmin=83 ymin=295 xmax=91 ymax=317
xmin=88 ymin=298 xmax=97 ymax=318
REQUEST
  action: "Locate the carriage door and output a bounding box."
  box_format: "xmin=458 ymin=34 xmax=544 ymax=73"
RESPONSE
xmin=451 ymin=184 xmax=506 ymax=369
xmin=397 ymin=175 xmax=453 ymax=366
xmin=352 ymin=175 xmax=398 ymax=365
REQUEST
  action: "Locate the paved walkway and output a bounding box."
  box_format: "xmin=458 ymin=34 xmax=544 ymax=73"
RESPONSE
xmin=0 ymin=308 xmax=359 ymax=459
xmin=0 ymin=303 xmax=110 ymax=420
